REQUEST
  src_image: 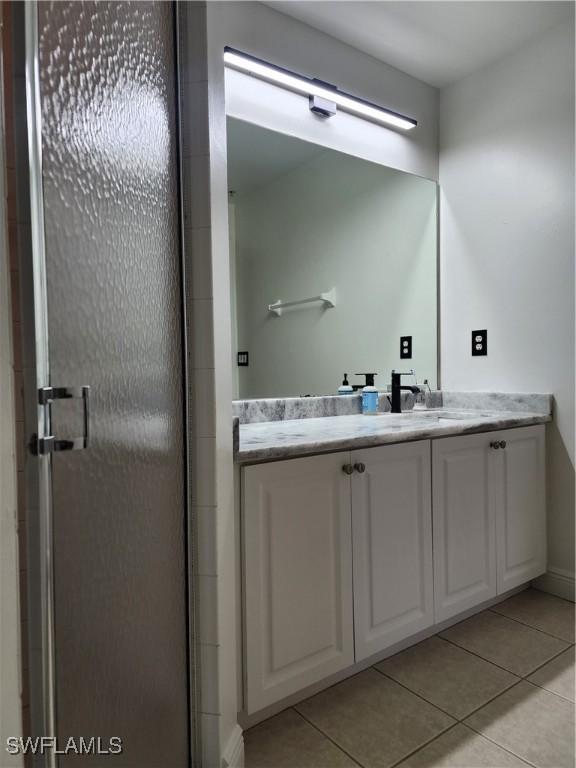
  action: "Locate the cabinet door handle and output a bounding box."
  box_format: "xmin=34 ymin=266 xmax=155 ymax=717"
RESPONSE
xmin=342 ymin=464 xmax=354 ymax=475
xmin=499 ymin=440 xmax=507 ymax=449
xmin=490 ymin=441 xmax=501 ymax=450
xmin=354 ymin=462 xmax=366 ymax=473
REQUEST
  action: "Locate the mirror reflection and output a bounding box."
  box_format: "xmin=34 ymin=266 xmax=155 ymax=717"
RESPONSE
xmin=227 ymin=117 xmax=438 ymax=399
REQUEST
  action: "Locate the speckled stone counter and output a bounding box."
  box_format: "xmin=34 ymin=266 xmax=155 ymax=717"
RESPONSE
xmin=235 ymin=393 xmax=552 ymax=463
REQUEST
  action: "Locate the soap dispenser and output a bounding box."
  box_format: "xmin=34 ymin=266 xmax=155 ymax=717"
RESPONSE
xmin=357 ymin=373 xmax=378 ymax=415
xmin=338 ymin=373 xmax=354 ymax=395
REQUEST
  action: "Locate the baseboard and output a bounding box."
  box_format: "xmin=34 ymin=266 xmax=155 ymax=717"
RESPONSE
xmin=222 ymin=724 xmax=244 ymax=768
xmin=532 ymin=570 xmax=575 ymax=602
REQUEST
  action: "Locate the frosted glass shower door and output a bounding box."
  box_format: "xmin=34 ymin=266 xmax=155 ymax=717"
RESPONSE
xmin=34 ymin=2 xmax=190 ymax=764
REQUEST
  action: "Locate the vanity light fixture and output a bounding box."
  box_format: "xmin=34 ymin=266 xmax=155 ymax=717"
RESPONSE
xmin=223 ymin=47 xmax=417 ymax=131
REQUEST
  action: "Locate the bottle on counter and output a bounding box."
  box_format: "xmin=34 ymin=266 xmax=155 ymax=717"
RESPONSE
xmin=338 ymin=373 xmax=354 ymax=395
xmin=360 ymin=373 xmax=378 ymax=415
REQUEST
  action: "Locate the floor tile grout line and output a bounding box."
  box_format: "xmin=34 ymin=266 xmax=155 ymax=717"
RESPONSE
xmin=524 ymin=678 xmax=576 ymax=704
xmin=372 ymin=665 xmax=458 ymax=722
xmin=521 ymin=677 xmax=576 ymax=705
xmin=428 ymin=634 xmax=524 ymax=680
xmin=376 ymin=658 xmax=525 ymax=725
xmin=488 ymin=607 xmax=574 ymax=643
xmin=521 ymin=643 xmax=574 ymax=679
xmin=292 ymin=707 xmax=365 ymax=768
xmin=438 ymin=634 xmax=528 ymax=677
xmin=458 ymin=679 xmax=525 ymax=723
xmin=386 ymin=722 xmax=460 ymax=768
xmin=387 ymin=720 xmax=537 ymax=768
xmin=439 ymin=632 xmax=569 ymax=680
xmin=463 ymin=719 xmax=541 ymax=768
xmin=296 ymin=677 xmax=456 ymax=768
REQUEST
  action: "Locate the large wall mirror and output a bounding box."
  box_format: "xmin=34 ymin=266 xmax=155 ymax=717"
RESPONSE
xmin=227 ymin=117 xmax=438 ymax=399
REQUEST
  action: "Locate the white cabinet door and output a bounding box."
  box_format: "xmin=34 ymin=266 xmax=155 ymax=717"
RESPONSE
xmin=496 ymin=425 xmax=546 ymax=593
xmin=433 ymin=433 xmax=497 ymax=622
xmin=242 ymin=453 xmax=354 ymax=713
xmin=352 ymin=441 xmax=434 ymax=661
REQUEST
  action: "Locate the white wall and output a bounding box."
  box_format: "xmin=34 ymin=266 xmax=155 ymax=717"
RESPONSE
xmin=440 ymin=19 xmax=575 ymax=586
xmin=234 ymin=146 xmax=437 ymax=398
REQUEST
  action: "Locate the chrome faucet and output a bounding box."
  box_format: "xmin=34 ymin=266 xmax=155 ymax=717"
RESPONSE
xmin=390 ymin=370 xmax=422 ymax=413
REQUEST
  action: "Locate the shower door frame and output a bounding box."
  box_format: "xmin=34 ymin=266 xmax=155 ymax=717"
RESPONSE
xmin=23 ymin=3 xmax=57 ymax=761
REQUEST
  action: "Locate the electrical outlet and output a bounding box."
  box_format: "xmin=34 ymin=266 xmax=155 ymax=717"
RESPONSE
xmin=472 ymin=330 xmax=487 ymax=356
xmin=400 ymin=336 xmax=412 ymax=359
xmin=237 ymin=351 xmax=249 ymax=367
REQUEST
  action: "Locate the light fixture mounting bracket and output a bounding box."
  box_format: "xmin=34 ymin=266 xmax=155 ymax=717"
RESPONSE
xmin=309 ymin=78 xmax=337 ymax=118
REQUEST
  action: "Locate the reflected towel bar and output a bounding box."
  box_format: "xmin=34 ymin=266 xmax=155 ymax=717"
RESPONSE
xmin=268 ymin=289 xmax=336 ymax=317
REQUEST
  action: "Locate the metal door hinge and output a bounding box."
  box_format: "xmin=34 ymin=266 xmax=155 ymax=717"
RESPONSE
xmin=36 ymin=385 xmax=90 ymax=455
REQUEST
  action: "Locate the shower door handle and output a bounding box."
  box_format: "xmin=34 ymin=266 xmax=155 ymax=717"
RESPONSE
xmin=37 ymin=385 xmax=90 ymax=455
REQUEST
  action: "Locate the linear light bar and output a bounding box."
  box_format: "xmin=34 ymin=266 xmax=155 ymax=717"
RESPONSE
xmin=223 ymin=47 xmax=417 ymax=131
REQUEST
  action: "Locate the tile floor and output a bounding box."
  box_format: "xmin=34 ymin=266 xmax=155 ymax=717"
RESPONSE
xmin=244 ymin=588 xmax=575 ymax=768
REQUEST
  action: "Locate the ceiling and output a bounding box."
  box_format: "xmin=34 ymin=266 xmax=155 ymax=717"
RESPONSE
xmin=265 ymin=1 xmax=572 ymax=87
xmin=227 ymin=118 xmax=325 ymax=194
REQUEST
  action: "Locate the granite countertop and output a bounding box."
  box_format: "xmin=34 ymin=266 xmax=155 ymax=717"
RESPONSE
xmin=236 ymin=408 xmax=551 ymax=464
